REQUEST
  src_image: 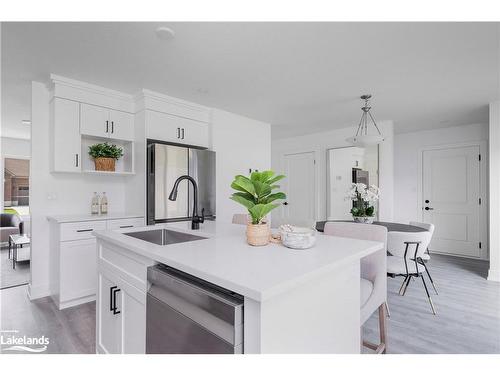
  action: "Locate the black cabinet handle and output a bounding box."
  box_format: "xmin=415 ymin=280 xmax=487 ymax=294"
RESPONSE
xmin=109 ymin=286 xmax=117 ymax=312
xmin=181 ymin=128 xmax=185 ymax=139
xmin=119 ymin=225 xmax=133 ymax=228
xmin=75 ymin=154 xmax=79 ymax=167
xmin=112 ymin=287 xmax=121 ymax=315
xmin=176 ymin=128 xmax=180 ymax=138
xmin=111 ymin=121 xmax=114 ymax=134
xmin=283 ymin=202 xmax=289 ymax=206
xmin=76 ymin=229 xmax=93 ymax=232
xmin=106 ymin=120 xmax=109 ymax=133
xmin=424 ymin=207 xmax=434 ymax=211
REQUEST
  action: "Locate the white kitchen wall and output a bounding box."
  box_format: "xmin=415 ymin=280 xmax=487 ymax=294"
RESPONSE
xmin=211 ymin=109 xmax=271 ymax=223
xmin=271 ymin=121 xmax=394 ymax=225
xmin=29 ymin=81 xmax=130 ymax=299
xmin=393 ymin=123 xmax=488 ymax=225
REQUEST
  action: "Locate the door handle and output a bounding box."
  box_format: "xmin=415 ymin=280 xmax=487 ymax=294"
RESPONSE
xmin=106 ymin=120 xmax=109 ymax=133
xmin=424 ymin=207 xmax=434 ymax=211
xmin=75 ymin=154 xmax=79 ymax=167
xmin=181 ymin=128 xmax=185 ymax=139
xmin=111 ymin=121 xmax=114 ymax=134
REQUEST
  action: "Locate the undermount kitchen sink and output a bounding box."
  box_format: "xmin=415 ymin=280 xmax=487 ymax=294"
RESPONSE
xmin=124 ymin=229 xmax=207 ymax=246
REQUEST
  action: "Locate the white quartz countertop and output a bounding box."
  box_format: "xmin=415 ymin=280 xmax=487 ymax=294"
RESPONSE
xmin=93 ymin=221 xmax=383 ymax=302
xmin=47 ymin=212 xmax=144 ymax=223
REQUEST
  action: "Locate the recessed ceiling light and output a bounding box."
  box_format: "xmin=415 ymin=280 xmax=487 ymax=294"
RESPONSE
xmin=21 ymin=120 xmax=31 ymax=125
xmin=155 ymin=26 xmax=175 ymax=41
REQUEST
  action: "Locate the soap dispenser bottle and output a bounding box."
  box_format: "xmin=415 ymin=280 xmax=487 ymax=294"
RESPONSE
xmin=91 ymin=192 xmax=100 ymax=215
xmin=100 ymin=192 xmax=108 ymax=215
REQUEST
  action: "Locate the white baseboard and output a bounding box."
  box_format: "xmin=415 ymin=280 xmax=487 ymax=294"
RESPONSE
xmin=487 ymin=269 xmax=500 ymax=282
xmin=58 ymin=294 xmax=96 ymax=310
xmin=27 ymin=283 xmax=51 ymax=300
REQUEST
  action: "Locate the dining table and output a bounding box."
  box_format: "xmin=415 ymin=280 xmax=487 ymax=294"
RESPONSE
xmin=315 ymin=220 xmax=428 ymax=233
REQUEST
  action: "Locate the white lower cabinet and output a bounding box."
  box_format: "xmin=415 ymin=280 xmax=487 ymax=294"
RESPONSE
xmin=48 ymin=215 xmax=144 ymax=310
xmin=59 ymin=239 xmax=97 ymax=304
xmin=96 ymin=238 xmax=153 ymax=354
xmin=96 ymin=270 xmax=146 ymax=354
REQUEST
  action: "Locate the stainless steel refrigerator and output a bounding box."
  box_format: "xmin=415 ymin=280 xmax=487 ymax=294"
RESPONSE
xmin=147 ymin=141 xmax=216 ymax=225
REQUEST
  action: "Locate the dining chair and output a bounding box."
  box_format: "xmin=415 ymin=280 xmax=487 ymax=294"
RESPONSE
xmin=324 ymin=222 xmax=388 ymax=354
xmin=386 ymin=231 xmax=436 ymax=314
xmin=232 ymin=214 xmax=248 ymax=225
xmin=409 ymin=221 xmax=437 ymax=294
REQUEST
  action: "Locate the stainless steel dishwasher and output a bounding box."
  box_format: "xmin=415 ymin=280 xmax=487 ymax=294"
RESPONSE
xmin=146 ymin=264 xmax=244 ymax=354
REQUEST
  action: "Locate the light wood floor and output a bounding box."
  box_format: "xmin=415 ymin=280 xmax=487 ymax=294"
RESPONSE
xmin=363 ymin=254 xmax=500 ymax=353
xmin=1 ymin=247 xmax=30 ymax=289
xmin=1 ymin=254 xmax=499 ymax=354
xmin=0 ymin=285 xmax=95 ymax=354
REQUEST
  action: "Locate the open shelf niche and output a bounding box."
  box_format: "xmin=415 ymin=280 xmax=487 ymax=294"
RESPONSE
xmin=81 ymin=135 xmax=135 ymax=175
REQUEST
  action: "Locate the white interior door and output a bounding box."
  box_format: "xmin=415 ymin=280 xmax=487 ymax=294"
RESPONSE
xmin=422 ymin=145 xmax=482 ymax=257
xmin=281 ymin=152 xmax=316 ymax=227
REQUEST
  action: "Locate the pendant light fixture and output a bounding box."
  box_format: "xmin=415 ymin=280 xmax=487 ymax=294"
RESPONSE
xmin=346 ymin=94 xmax=384 ymax=146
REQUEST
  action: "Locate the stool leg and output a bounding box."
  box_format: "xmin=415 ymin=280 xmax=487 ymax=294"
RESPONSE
xmin=378 ymin=304 xmax=388 ymax=354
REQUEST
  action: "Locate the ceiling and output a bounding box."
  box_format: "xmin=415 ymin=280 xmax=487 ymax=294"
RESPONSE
xmin=1 ymin=22 xmax=499 ymax=140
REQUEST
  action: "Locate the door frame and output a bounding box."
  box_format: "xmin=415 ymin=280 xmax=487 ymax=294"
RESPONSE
xmin=279 ymin=150 xmax=318 ymax=225
xmin=417 ymin=141 xmax=488 ymax=260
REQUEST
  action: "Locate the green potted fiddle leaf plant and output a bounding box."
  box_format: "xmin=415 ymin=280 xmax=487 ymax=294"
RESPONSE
xmin=230 ymin=170 xmax=286 ymax=246
xmin=88 ymin=142 xmax=124 ymax=172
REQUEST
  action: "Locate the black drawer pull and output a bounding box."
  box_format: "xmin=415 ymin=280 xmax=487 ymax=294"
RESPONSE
xmin=76 ymin=229 xmax=93 ymax=233
xmin=119 ymin=225 xmax=133 ymax=228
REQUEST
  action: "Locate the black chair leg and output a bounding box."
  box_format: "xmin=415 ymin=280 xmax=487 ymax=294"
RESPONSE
xmin=420 ymin=274 xmax=436 ymax=315
xmin=422 ymin=262 xmax=438 ymax=295
xmin=398 ymin=276 xmax=408 ymax=295
xmin=402 ymin=275 xmax=412 ymax=296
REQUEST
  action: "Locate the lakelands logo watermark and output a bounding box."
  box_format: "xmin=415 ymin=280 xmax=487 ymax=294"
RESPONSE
xmin=1 ymin=330 xmax=49 ymax=353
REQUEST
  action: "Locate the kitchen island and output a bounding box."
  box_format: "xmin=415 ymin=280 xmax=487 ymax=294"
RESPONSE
xmin=93 ymin=221 xmax=384 ymax=354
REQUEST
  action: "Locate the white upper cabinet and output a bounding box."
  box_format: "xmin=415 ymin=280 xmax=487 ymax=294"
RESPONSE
xmin=109 ymin=109 xmax=134 ymax=141
xmin=81 ymin=103 xmax=134 ymax=141
xmin=51 ymin=98 xmax=81 ymax=173
xmin=80 ymin=103 xmax=109 ymax=138
xmin=145 ymin=110 xmax=209 ymax=148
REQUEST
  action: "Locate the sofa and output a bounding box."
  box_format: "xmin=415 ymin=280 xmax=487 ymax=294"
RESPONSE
xmin=1 ymin=213 xmax=24 ymax=244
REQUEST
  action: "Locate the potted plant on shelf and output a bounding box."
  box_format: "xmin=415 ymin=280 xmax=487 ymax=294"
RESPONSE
xmin=230 ymin=170 xmax=286 ymax=246
xmin=88 ymin=142 xmax=124 ymax=172
xmin=346 ymin=183 xmax=380 ymax=224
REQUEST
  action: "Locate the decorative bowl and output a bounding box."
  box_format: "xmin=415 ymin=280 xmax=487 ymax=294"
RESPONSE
xmin=280 ymin=226 xmax=316 ymax=250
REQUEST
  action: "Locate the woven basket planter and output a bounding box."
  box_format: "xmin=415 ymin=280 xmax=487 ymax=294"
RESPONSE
xmin=94 ymin=157 xmax=116 ymax=172
xmin=246 ymin=223 xmax=270 ymax=246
